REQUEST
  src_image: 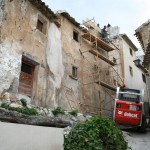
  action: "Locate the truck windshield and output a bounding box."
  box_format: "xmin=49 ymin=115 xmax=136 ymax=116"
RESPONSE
xmin=118 ymin=88 xmax=141 ymax=102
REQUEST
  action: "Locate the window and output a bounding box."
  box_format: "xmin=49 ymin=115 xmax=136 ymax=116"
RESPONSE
xmin=36 ymin=15 xmax=47 ymax=34
xmin=21 ymin=62 xmax=33 ymax=75
xmin=113 ymin=79 xmax=117 ymax=86
xmin=129 ymin=66 xmax=133 ymax=76
xmin=73 ymin=30 xmax=79 ymax=42
xmin=72 ymin=66 xmax=78 ymax=78
xmin=130 ymin=48 xmax=133 ymax=56
xmin=19 ymin=59 xmax=35 ymax=97
xmin=113 ymin=57 xmax=117 ymax=63
xmin=142 ymin=74 xmax=146 ymax=83
xmin=37 ymin=19 xmax=43 ymax=32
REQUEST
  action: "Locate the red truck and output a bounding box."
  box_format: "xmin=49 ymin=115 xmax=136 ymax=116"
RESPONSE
xmin=114 ymin=87 xmax=150 ymax=132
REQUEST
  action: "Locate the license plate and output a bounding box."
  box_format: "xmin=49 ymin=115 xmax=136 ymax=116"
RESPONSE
xmin=129 ymin=105 xmax=136 ymax=110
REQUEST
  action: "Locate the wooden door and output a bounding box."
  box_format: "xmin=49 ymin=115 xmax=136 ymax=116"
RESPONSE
xmin=18 ymin=61 xmax=34 ymax=98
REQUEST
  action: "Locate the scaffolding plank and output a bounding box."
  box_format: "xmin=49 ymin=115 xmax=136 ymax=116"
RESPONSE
xmin=96 ymin=81 xmax=116 ymax=91
xmin=89 ymin=50 xmax=116 ymax=66
xmin=82 ymin=33 xmax=114 ymax=52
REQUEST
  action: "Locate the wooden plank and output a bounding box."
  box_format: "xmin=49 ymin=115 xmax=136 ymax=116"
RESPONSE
xmin=82 ymin=33 xmax=114 ymax=52
xmin=96 ymin=80 xmax=116 ymax=91
xmin=89 ymin=50 xmax=116 ymax=66
xmin=19 ymin=71 xmax=33 ymax=97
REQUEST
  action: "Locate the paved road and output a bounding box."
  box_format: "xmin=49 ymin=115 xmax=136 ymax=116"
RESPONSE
xmin=123 ymin=129 xmax=150 ymax=150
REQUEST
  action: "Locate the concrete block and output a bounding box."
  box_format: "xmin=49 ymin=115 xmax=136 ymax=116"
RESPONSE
xmin=0 ymin=122 xmax=64 ymax=150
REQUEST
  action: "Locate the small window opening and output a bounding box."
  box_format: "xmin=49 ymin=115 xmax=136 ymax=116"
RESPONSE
xmin=37 ymin=19 xmax=43 ymax=32
xmin=113 ymin=79 xmax=117 ymax=86
xmin=36 ymin=15 xmax=47 ymax=34
xmin=130 ymin=48 xmax=133 ymax=56
xmin=72 ymin=66 xmax=78 ymax=78
xmin=73 ymin=30 xmax=79 ymax=42
xmin=21 ymin=63 xmax=32 ymax=75
xmin=113 ymin=57 xmax=117 ymax=63
xmin=129 ymin=66 xmax=133 ymax=76
xmin=142 ymin=74 xmax=146 ymax=83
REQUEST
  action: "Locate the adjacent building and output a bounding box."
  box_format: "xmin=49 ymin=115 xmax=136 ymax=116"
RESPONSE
xmin=108 ymin=26 xmax=148 ymax=101
xmin=135 ymin=20 xmax=150 ymax=102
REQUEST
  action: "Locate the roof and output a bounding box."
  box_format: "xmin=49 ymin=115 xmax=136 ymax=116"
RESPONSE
xmin=135 ymin=19 xmax=150 ymax=50
xmin=60 ymin=11 xmax=80 ymax=27
xmin=28 ymin=0 xmax=57 ymax=20
xmin=143 ymin=43 xmax=150 ymax=68
xmin=121 ymin=34 xmax=138 ymax=51
xmin=135 ymin=20 xmax=150 ymax=68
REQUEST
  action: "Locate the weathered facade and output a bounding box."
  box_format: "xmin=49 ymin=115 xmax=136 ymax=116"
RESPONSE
xmin=0 ymin=0 xmax=124 ymax=115
xmin=135 ymin=20 xmax=150 ymax=102
xmin=55 ymin=13 xmax=123 ymax=115
xmin=108 ymin=26 xmax=149 ymax=101
xmin=0 ymin=0 xmax=63 ymax=108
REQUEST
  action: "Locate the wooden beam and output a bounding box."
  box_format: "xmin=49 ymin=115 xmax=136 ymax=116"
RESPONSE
xmin=96 ymin=81 xmax=116 ymax=91
xmin=89 ymin=50 xmax=116 ymax=66
xmin=82 ymin=33 xmax=114 ymax=52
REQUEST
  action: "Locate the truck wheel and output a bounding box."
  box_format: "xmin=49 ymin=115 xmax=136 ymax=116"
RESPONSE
xmin=138 ymin=116 xmax=147 ymax=133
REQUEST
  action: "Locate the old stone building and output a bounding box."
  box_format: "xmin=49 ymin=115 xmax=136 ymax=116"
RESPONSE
xmin=135 ymin=20 xmax=150 ymax=102
xmin=0 ymin=0 xmax=61 ymax=108
xmin=0 ymin=0 xmax=124 ymax=115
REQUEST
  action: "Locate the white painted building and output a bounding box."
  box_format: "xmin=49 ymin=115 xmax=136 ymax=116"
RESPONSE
xmin=107 ymin=26 xmax=149 ymax=102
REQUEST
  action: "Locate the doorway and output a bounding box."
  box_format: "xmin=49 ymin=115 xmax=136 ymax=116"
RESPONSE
xmin=18 ymin=58 xmax=35 ymax=98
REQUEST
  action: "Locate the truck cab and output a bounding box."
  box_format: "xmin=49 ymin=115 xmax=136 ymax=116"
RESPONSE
xmin=114 ymin=87 xmax=146 ymax=128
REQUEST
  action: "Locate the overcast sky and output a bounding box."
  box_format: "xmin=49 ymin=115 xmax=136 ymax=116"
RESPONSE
xmin=43 ymin=0 xmax=150 ymax=49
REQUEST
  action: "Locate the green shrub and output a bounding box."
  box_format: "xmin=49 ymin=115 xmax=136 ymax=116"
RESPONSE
xmin=1 ymin=102 xmax=10 ymax=109
xmin=69 ymin=109 xmax=78 ymax=116
xmin=52 ymin=107 xmax=65 ymax=116
xmin=13 ymin=107 xmax=38 ymax=116
xmin=64 ymin=116 xmax=128 ymax=150
xmin=20 ymin=98 xmax=27 ymax=107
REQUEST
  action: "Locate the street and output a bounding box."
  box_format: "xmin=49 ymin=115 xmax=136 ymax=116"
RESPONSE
xmin=123 ymin=129 xmax=150 ymax=150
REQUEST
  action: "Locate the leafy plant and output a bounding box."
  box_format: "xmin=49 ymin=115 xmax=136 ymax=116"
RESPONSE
xmin=20 ymin=98 xmax=27 ymax=107
xmin=69 ymin=109 xmax=78 ymax=116
xmin=1 ymin=102 xmax=10 ymax=109
xmin=13 ymin=107 xmax=38 ymax=116
xmin=52 ymin=107 xmax=65 ymax=116
xmin=64 ymin=116 xmax=128 ymax=150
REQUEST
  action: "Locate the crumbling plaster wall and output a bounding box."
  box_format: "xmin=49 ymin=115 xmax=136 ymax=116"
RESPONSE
xmin=59 ymin=17 xmax=82 ymax=110
xmin=59 ymin=16 xmax=111 ymax=112
xmin=0 ymin=0 xmax=64 ymax=108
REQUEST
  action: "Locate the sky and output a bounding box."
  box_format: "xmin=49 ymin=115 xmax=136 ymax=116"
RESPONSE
xmin=43 ymin=0 xmax=150 ymax=49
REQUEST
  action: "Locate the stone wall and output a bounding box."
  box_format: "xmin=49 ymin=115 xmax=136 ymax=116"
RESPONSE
xmin=1 ymin=0 xmax=118 ymax=114
xmin=0 ymin=0 xmax=63 ymax=108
